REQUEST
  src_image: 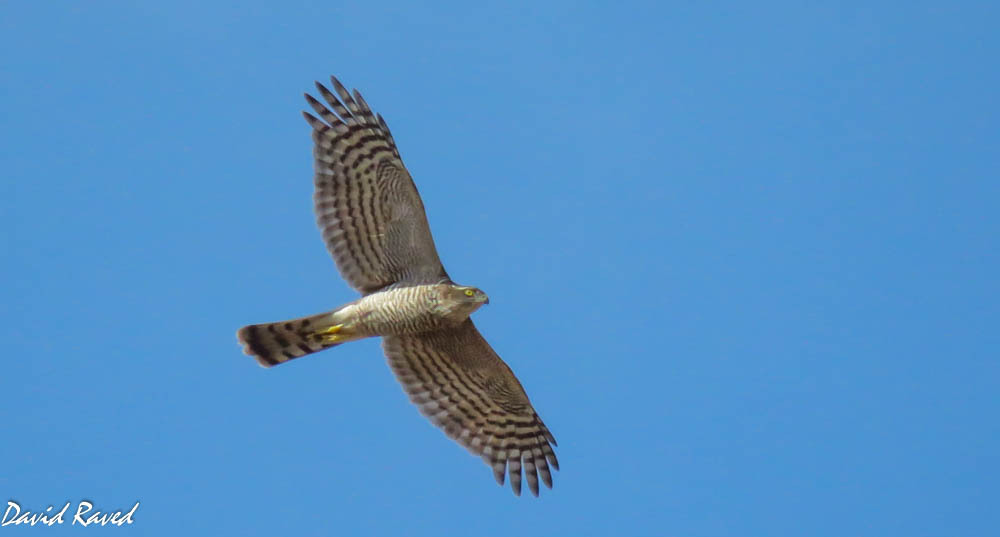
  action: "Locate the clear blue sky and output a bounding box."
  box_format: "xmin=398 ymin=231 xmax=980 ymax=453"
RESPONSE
xmin=2 ymin=1 xmax=998 ymax=535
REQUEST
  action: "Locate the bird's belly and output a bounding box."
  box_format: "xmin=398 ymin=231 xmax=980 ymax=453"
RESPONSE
xmin=353 ymin=286 xmax=450 ymax=336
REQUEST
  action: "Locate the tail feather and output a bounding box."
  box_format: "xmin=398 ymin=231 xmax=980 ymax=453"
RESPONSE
xmin=237 ymin=307 xmax=363 ymax=367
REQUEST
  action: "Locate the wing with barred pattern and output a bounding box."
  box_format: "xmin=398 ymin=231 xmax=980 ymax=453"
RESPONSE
xmin=303 ymin=76 xmax=449 ymax=294
xmin=382 ymin=320 xmax=559 ymax=496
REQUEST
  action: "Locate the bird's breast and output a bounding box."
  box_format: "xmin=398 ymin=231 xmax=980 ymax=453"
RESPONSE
xmin=354 ymin=285 xmax=456 ymax=336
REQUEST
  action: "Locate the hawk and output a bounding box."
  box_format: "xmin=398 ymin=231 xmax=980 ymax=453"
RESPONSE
xmin=237 ymin=76 xmax=559 ymax=496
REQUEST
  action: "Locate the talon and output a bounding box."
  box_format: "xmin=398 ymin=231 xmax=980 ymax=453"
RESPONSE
xmin=320 ymin=324 xmax=344 ymax=343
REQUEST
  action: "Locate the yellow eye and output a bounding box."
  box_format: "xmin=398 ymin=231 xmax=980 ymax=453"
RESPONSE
xmin=464 ymin=289 xmax=475 ymax=297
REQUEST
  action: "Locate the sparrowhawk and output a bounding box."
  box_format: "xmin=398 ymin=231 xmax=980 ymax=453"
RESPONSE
xmin=237 ymin=76 xmax=558 ymax=497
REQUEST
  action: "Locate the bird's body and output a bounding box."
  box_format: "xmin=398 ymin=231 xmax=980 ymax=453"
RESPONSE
xmin=239 ymin=283 xmax=488 ymax=366
xmin=349 ymin=283 xmax=490 ymax=334
xmin=237 ymin=76 xmax=558 ymax=496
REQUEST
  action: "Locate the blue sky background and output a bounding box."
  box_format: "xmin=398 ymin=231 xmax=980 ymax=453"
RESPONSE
xmin=2 ymin=1 xmax=998 ymax=535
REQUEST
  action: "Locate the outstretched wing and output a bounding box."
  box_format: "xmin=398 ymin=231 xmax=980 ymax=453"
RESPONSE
xmin=303 ymin=76 xmax=449 ymax=294
xmin=382 ymin=320 xmax=559 ymax=496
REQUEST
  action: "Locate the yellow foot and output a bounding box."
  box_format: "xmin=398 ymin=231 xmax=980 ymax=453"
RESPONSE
xmin=319 ymin=324 xmax=345 ymax=343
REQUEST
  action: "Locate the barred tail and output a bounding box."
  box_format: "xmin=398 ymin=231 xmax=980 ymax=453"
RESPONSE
xmin=237 ymin=306 xmax=364 ymax=367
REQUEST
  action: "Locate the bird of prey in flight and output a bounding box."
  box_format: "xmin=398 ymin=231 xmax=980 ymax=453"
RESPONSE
xmin=237 ymin=76 xmax=558 ymax=496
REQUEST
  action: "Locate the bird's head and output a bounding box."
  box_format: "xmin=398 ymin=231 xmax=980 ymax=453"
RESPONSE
xmin=436 ymin=284 xmax=490 ymax=322
xmin=451 ymin=285 xmax=490 ymax=306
